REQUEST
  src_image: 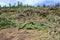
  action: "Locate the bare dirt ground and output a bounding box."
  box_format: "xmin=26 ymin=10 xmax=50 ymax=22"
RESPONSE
xmin=0 ymin=28 xmax=60 ymax=40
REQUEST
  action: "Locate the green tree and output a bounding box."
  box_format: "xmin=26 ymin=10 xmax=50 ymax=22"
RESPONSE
xmin=0 ymin=5 xmax=1 ymax=10
xmin=55 ymin=3 xmax=60 ymax=7
xmin=18 ymin=1 xmax=20 ymax=6
xmin=12 ymin=3 xmax=16 ymax=8
xmin=3 ymin=5 xmax=7 ymax=9
xmin=19 ymin=2 xmax=22 ymax=6
xmin=37 ymin=4 xmax=40 ymax=7
xmin=27 ymin=4 xmax=29 ymax=7
xmin=43 ymin=4 xmax=46 ymax=7
xmin=17 ymin=1 xmax=23 ymax=6
xmin=9 ymin=3 xmax=11 ymax=8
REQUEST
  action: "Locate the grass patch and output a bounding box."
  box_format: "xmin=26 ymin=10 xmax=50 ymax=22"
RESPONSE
xmin=20 ymin=21 xmax=51 ymax=30
xmin=0 ymin=18 xmax=16 ymax=29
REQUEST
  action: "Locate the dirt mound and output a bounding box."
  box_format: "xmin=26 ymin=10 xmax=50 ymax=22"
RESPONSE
xmin=0 ymin=28 xmax=59 ymax=40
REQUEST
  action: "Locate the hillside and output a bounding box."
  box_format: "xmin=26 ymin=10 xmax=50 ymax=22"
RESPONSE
xmin=0 ymin=6 xmax=60 ymax=40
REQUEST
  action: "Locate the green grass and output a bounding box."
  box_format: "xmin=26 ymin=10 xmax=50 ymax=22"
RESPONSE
xmin=18 ymin=21 xmax=51 ymax=31
xmin=10 ymin=6 xmax=35 ymax=9
xmin=0 ymin=6 xmax=60 ymax=32
xmin=0 ymin=18 xmax=16 ymax=29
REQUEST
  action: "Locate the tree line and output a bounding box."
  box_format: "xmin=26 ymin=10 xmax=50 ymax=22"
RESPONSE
xmin=0 ymin=1 xmax=60 ymax=9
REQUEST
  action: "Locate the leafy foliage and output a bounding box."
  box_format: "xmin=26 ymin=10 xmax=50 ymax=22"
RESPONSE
xmin=0 ymin=18 xmax=16 ymax=28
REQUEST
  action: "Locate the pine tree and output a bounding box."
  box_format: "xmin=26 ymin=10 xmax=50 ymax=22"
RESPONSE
xmin=12 ymin=3 xmax=16 ymax=8
xmin=37 ymin=4 xmax=40 ymax=7
xmin=43 ymin=4 xmax=46 ymax=7
xmin=20 ymin=2 xmax=22 ymax=6
xmin=0 ymin=5 xmax=1 ymax=10
xmin=18 ymin=1 xmax=20 ymax=6
xmin=27 ymin=4 xmax=29 ymax=7
xmin=55 ymin=3 xmax=60 ymax=7
xmin=3 ymin=5 xmax=6 ymax=9
xmin=9 ymin=3 xmax=11 ymax=8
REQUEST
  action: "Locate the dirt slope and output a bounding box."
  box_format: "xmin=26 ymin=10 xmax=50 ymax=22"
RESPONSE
xmin=0 ymin=28 xmax=60 ymax=40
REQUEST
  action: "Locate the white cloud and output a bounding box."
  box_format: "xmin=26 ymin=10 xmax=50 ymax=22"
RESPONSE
xmin=0 ymin=0 xmax=18 ymax=6
xmin=17 ymin=0 xmax=60 ymax=6
xmin=0 ymin=2 xmax=6 ymax=6
xmin=18 ymin=0 xmax=45 ymax=5
xmin=48 ymin=0 xmax=60 ymax=3
xmin=0 ymin=0 xmax=60 ymax=6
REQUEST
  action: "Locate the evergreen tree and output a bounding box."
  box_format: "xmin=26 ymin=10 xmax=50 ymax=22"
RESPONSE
xmin=19 ymin=2 xmax=22 ymax=6
xmin=18 ymin=1 xmax=20 ymax=6
xmin=37 ymin=4 xmax=40 ymax=7
xmin=43 ymin=4 xmax=46 ymax=7
xmin=27 ymin=4 xmax=29 ymax=7
xmin=0 ymin=5 xmax=1 ymax=10
xmin=12 ymin=3 xmax=16 ymax=7
xmin=3 ymin=5 xmax=6 ymax=9
xmin=55 ymin=3 xmax=60 ymax=7
xmin=9 ymin=3 xmax=11 ymax=8
xmin=18 ymin=1 xmax=22 ymax=6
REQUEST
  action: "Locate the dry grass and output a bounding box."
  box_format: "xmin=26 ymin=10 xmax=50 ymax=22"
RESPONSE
xmin=0 ymin=6 xmax=60 ymax=40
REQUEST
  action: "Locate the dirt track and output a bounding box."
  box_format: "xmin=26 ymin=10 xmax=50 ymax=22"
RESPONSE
xmin=0 ymin=28 xmax=60 ymax=40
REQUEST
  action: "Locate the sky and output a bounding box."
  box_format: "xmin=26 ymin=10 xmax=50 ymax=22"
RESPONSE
xmin=0 ymin=0 xmax=60 ymax=6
